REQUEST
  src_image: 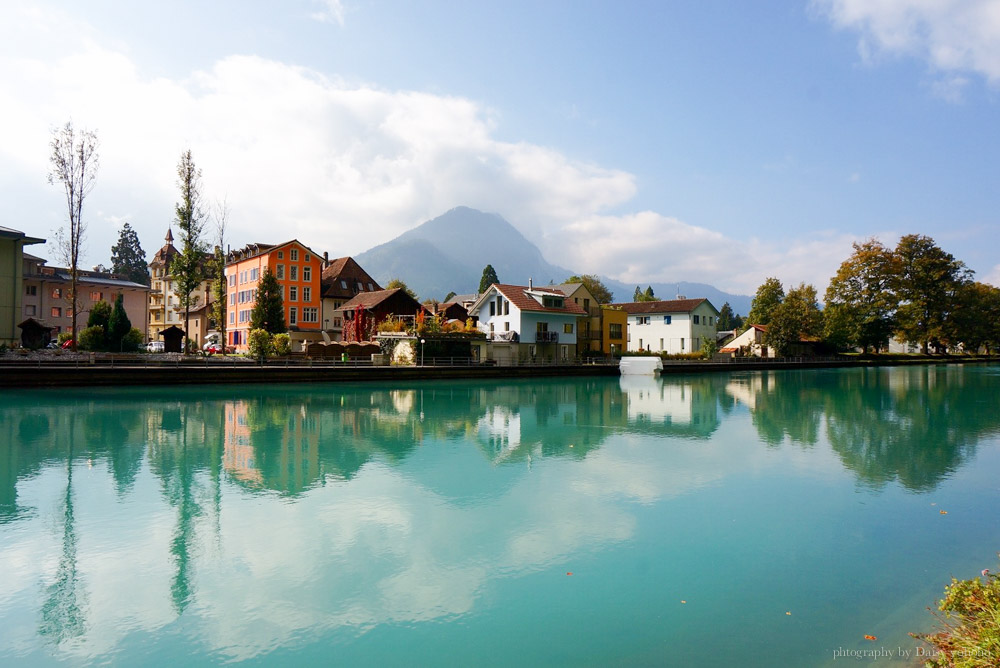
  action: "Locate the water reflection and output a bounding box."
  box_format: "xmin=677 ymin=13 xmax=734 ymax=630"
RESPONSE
xmin=1 ymin=367 xmax=999 ymax=662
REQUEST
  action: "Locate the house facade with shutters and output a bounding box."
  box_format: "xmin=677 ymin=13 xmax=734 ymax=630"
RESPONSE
xmin=614 ymin=298 xmax=720 ymax=355
xmin=225 ymin=240 xmax=323 ymax=352
xmin=467 ymin=282 xmax=586 ymax=364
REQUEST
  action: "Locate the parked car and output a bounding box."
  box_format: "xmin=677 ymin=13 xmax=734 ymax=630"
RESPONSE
xmin=203 ymin=343 xmax=223 ymax=355
xmin=146 ymin=341 xmax=164 ymax=353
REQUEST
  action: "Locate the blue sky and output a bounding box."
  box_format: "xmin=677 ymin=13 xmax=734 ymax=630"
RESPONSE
xmin=1 ymin=0 xmax=998 ymax=295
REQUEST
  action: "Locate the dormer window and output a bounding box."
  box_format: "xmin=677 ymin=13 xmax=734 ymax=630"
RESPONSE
xmin=542 ymin=296 xmax=564 ymax=308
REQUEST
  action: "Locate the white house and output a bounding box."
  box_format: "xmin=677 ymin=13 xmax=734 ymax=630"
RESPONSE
xmin=720 ymin=324 xmax=771 ymax=357
xmin=615 ymin=298 xmax=720 ymax=355
xmin=468 ymin=282 xmax=586 ymax=364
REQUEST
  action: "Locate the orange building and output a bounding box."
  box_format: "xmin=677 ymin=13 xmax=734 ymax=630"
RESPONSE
xmin=225 ymin=240 xmax=324 ymax=352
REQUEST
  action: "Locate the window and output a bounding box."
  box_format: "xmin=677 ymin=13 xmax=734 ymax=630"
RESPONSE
xmin=303 ymin=307 xmax=318 ymax=323
xmin=291 ymin=249 xmax=299 ymax=261
xmin=660 ymin=338 xmax=664 ymax=350
xmin=638 ymin=338 xmax=643 ymax=349
xmin=609 ymin=323 xmax=623 ymax=340
xmin=564 ymin=323 xmax=573 ymax=334
xmin=583 ymin=298 xmax=590 ymax=311
xmin=504 ymin=322 xmax=510 ymax=331
xmin=637 ymin=316 xmax=650 ymax=325
xmin=368 ymin=282 xmax=373 ymax=291
xmin=302 ymin=287 xmax=311 ymax=302
xmin=250 ymin=268 xmax=259 ymax=281
xmin=51 ymin=288 xmax=62 ymax=299
xmin=305 ymin=254 xmax=310 ymax=262
xmin=276 ymin=264 xmax=284 ymax=279
xmin=51 ymin=307 xmax=62 ymax=318
xmin=542 ymin=296 xmax=564 ymax=308
xmin=229 ymin=312 xmax=235 ymax=324
xmin=303 ymin=266 xmax=311 ymax=282
xmin=504 ymin=300 xmax=509 ymax=315
xmin=356 ymin=282 xmax=363 ymax=291
xmin=709 ymin=316 xmax=714 ymax=326
xmin=25 ymin=285 xmax=37 ymax=296
xmin=341 ymin=280 xmax=348 ymax=289
xmin=490 ymin=323 xmax=495 ymax=334
xmin=289 ymin=307 xmax=297 ymax=325
xmin=490 ymin=302 xmax=496 ymax=316
xmin=681 ymin=338 xmax=685 ymax=350
xmin=694 ymin=315 xmax=700 ymax=324
xmin=278 ymin=251 xmax=283 ymax=259
xmin=90 ymin=291 xmax=102 ymax=301
xmin=663 ymin=315 xmax=672 ymax=325
xmin=230 ymin=293 xmax=235 ymax=306
xmin=289 ymin=286 xmax=298 ymax=301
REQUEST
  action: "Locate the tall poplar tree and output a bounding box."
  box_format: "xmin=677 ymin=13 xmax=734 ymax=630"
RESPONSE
xmin=48 ymin=122 xmax=99 ymax=350
xmin=479 ymin=264 xmax=499 ymax=293
xmin=172 ymin=150 xmax=207 ymax=352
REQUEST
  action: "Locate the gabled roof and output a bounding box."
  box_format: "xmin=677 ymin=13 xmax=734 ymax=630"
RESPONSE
xmin=613 ymin=298 xmax=717 ymax=315
xmin=472 ymin=284 xmax=587 ymax=316
xmin=320 ymin=256 xmax=382 ymax=299
xmin=0 ymin=226 xmax=45 ymax=245
xmin=226 ymin=239 xmax=321 ymax=265
xmin=339 ymin=288 xmax=423 ymax=312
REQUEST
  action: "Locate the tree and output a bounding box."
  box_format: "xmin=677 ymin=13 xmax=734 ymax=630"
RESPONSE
xmin=564 ymin=274 xmax=614 ymax=304
xmin=107 ymin=293 xmax=132 ymax=352
xmin=210 ymin=198 xmax=229 ymax=354
xmin=110 ymin=222 xmax=149 ymax=286
xmin=443 ymin=291 xmax=457 ymax=302
xmin=824 ymin=239 xmax=899 ymax=353
xmin=86 ymin=300 xmax=112 ymax=350
xmin=632 ymin=285 xmax=656 ymax=302
xmin=172 ymin=150 xmax=208 ymax=352
xmin=49 ymin=122 xmax=99 ymax=350
xmin=948 ymin=282 xmax=1000 ymax=354
xmin=894 ymin=235 xmax=971 ymax=353
xmin=764 ymin=283 xmax=823 ymax=356
xmin=386 ymin=278 xmax=418 ymax=300
xmin=717 ymin=302 xmax=735 ymax=330
xmin=747 ymin=277 xmax=784 ymax=328
xmin=251 ymin=268 xmax=285 ymax=333
xmin=479 ymin=264 xmax=499 ymax=293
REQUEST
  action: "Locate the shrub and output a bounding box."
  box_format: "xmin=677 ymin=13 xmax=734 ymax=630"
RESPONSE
xmin=57 ymin=332 xmax=73 ymax=345
xmin=122 ymin=327 xmax=143 ymax=352
xmin=248 ymin=328 xmax=273 ymax=361
xmin=273 ymin=333 xmax=291 ymax=356
xmin=911 ymin=561 xmax=1000 ymax=667
xmin=78 ymin=325 xmax=105 ymax=351
xmin=701 ymin=338 xmax=719 ymax=359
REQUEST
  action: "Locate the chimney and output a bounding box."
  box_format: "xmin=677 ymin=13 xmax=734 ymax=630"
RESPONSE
xmin=323 ymin=251 xmax=329 ymax=269
xmin=529 ymin=277 xmax=533 ymax=290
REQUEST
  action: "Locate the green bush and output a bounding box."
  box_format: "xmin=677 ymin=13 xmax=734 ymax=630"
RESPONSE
xmin=273 ymin=333 xmax=291 ymax=356
xmin=57 ymin=332 xmax=73 ymax=345
xmin=701 ymin=339 xmax=719 ymax=359
xmin=78 ymin=325 xmax=105 ymax=351
xmin=248 ymin=328 xmax=273 ymax=360
xmin=911 ymin=561 xmax=1000 ymax=667
xmin=122 ymin=327 xmax=143 ymax=352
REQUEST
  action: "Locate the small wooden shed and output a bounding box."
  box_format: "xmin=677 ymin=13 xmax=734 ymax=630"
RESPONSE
xmin=18 ymin=318 xmax=53 ymax=350
xmin=160 ymin=325 xmax=186 ymax=353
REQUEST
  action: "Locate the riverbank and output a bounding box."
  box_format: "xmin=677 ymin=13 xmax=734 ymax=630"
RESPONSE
xmin=0 ymin=351 xmax=996 ymax=387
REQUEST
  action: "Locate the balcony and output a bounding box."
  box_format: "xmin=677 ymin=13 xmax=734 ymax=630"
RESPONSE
xmin=535 ymin=331 xmax=558 ymax=344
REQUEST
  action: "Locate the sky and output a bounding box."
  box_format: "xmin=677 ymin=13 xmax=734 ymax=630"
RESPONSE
xmin=1 ymin=0 xmax=998 ymax=296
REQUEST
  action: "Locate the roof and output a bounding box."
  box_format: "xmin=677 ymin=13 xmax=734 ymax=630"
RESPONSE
xmin=612 ymin=298 xmax=717 ymax=315
xmin=320 ymin=256 xmax=382 ymax=299
xmin=473 ymin=284 xmax=587 ymax=316
xmin=27 ymin=267 xmax=150 ymax=290
xmin=226 ymin=239 xmax=321 ymax=265
xmin=339 ymin=288 xmax=415 ymax=312
xmin=0 ymin=226 xmax=45 ymax=245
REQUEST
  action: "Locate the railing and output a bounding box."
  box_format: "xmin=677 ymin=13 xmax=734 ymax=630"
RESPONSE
xmin=535 ymin=331 xmax=558 ymax=343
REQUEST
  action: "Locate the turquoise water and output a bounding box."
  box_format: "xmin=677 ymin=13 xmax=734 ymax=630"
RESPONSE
xmin=1 ymin=365 xmax=999 ymax=667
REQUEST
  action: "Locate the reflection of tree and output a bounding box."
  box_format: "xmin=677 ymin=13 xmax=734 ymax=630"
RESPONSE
xmin=39 ymin=425 xmax=87 ymax=644
xmin=824 ymin=366 xmax=1000 ymax=491
xmin=746 ymin=371 xmax=825 ymax=446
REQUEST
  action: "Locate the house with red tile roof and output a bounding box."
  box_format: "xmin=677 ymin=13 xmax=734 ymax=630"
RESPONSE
xmin=319 ymin=256 xmax=382 ymax=341
xmin=339 ymin=287 xmax=427 ymax=342
xmin=612 ymin=298 xmax=719 ymax=355
xmin=467 ymin=281 xmax=586 ymax=364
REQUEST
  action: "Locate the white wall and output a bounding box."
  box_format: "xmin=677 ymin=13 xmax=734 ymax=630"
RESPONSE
xmin=625 ymin=302 xmax=716 ymax=354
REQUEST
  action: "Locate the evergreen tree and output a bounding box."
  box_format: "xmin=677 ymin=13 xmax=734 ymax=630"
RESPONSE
xmin=107 ymin=293 xmax=132 ymax=351
xmin=643 ymin=286 xmax=655 ymax=301
xmin=251 ymin=268 xmax=286 ymax=334
xmin=479 ymin=264 xmax=499 ymax=293
xmin=172 ymin=150 xmax=208 ymax=351
xmin=747 ymin=278 xmax=785 ymax=327
xmin=443 ymin=291 xmax=457 ymax=302
xmin=110 ymin=222 xmax=149 ymax=285
xmin=86 ymin=300 xmax=112 ymax=350
xmin=717 ymin=302 xmax=735 ymax=330
xmin=633 ymin=285 xmax=642 ymax=301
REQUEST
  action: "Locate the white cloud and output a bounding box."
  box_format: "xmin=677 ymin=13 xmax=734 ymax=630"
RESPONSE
xmin=814 ymin=0 xmax=1000 ymax=86
xmin=310 ymin=0 xmax=346 ymax=26
xmin=0 ymin=3 xmax=857 ymax=294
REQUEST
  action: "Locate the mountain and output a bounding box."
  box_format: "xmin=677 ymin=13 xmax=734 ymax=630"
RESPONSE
xmin=355 ymin=206 xmax=752 ymax=314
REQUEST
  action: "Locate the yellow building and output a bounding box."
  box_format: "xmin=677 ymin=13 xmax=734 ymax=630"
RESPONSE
xmin=148 ymin=229 xmax=216 ymax=348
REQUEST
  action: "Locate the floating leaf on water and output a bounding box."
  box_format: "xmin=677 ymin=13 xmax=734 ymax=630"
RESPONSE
xmin=864 ymin=635 xmax=877 ymax=641
xmin=940 ymin=510 xmax=948 ymax=515
xmin=785 ymin=611 xmax=791 ymax=615
xmin=680 ymin=600 xmax=686 ymax=604
xmin=566 ymin=572 xmax=573 ymax=576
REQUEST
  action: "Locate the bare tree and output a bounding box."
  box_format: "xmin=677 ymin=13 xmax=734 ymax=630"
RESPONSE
xmin=211 ymin=197 xmax=229 ymax=353
xmin=48 ymin=122 xmax=99 ymax=350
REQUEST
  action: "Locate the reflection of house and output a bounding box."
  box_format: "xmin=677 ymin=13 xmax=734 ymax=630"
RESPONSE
xmin=225 ymin=240 xmax=324 ymax=352
xmin=614 ymin=298 xmax=719 ymax=355
xmin=619 ymin=375 xmax=720 ymax=438
xmin=1 ymin=226 xmax=44 ymax=345
xmin=148 ymin=229 xmax=214 ymax=347
xmin=468 ymin=282 xmax=586 ymax=364
xmin=319 ymin=257 xmax=382 ymax=341
xmin=22 ymin=253 xmax=150 ymax=342
xmin=340 ymin=288 xmax=427 ymax=342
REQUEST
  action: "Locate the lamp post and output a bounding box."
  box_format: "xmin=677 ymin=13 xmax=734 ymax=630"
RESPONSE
xmin=420 ymin=338 xmax=426 ymax=367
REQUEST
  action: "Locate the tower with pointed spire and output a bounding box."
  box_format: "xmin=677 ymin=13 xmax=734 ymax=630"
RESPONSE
xmin=147 ymin=227 xmax=215 ymax=347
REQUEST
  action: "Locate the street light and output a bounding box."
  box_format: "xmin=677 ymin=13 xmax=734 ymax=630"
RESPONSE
xmin=420 ymin=338 xmax=426 ymax=367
